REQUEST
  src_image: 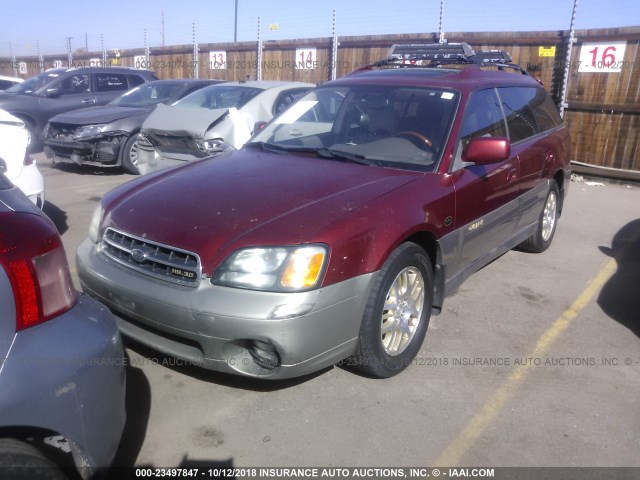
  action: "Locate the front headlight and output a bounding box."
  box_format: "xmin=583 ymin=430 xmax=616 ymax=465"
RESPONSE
xmin=212 ymin=245 xmax=328 ymax=292
xmin=74 ymin=124 xmax=108 ymax=140
xmin=88 ymin=203 xmax=104 ymax=243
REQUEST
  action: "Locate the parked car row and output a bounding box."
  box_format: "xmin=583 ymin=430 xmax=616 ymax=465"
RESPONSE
xmin=0 ymin=43 xmax=571 ymax=476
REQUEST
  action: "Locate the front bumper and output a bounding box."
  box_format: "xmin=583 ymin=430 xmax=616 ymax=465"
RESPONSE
xmin=0 ymin=294 xmax=126 ymax=472
xmin=44 ymin=135 xmax=127 ymax=167
xmin=77 ymin=237 xmax=376 ymax=379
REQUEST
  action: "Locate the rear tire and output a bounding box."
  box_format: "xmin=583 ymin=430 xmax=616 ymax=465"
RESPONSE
xmin=121 ymin=133 xmax=141 ymax=175
xmin=353 ymin=242 xmax=433 ymax=378
xmin=519 ymin=180 xmax=560 ymax=253
xmin=0 ymin=438 xmax=68 ymax=480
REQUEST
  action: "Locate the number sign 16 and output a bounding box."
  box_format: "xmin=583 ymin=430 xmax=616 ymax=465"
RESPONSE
xmin=578 ymin=42 xmax=627 ymax=73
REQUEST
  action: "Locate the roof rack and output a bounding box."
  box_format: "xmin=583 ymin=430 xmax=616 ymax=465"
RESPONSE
xmin=368 ymin=42 xmax=528 ymax=75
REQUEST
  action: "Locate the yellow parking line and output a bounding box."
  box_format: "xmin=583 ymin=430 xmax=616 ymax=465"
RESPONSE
xmin=433 ymin=258 xmax=617 ymax=466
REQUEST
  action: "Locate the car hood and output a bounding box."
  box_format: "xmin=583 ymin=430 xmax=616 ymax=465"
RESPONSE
xmin=103 ymin=150 xmax=420 ymax=273
xmin=142 ymin=103 xmax=228 ymax=139
xmin=49 ymin=106 xmax=150 ymax=125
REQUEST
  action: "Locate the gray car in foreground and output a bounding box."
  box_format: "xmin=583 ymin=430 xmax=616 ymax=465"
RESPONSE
xmin=0 ymin=165 xmax=126 ymax=479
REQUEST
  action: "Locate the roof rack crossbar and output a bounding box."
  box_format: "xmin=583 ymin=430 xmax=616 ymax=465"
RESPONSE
xmin=388 ymin=42 xmax=476 ymax=61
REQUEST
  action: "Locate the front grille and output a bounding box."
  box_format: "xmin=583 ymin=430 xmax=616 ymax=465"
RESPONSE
xmin=48 ymin=123 xmax=78 ymax=142
xmin=101 ymin=228 xmax=201 ymax=287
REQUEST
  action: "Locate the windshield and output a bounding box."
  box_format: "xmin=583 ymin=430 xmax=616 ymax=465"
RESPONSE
xmin=110 ymin=82 xmax=187 ymax=107
xmin=5 ymin=70 xmax=63 ymax=94
xmin=173 ymin=85 xmax=261 ymax=110
xmin=250 ymin=85 xmax=459 ymax=172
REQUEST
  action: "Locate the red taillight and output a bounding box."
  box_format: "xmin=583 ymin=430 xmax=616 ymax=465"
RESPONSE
xmin=0 ymin=212 xmax=77 ymax=331
xmin=23 ymin=152 xmax=33 ymax=166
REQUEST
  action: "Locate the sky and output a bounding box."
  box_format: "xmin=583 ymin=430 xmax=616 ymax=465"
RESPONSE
xmin=1 ymin=0 xmax=639 ymax=56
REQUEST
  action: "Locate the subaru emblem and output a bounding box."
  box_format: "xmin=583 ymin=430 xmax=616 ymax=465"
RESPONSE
xmin=131 ymin=248 xmax=147 ymax=263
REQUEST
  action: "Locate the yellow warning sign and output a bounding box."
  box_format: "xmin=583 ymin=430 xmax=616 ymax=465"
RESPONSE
xmin=538 ymin=46 xmax=556 ymax=57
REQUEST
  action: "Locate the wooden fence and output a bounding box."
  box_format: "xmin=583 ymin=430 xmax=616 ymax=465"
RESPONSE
xmin=1 ymin=27 xmax=639 ymax=172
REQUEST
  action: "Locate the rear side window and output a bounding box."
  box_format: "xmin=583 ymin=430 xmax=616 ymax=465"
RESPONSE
xmin=529 ymin=89 xmax=562 ymax=132
xmin=129 ymin=75 xmax=146 ymax=88
xmin=95 ymin=73 xmax=128 ymax=93
xmin=498 ymin=87 xmax=539 ymax=142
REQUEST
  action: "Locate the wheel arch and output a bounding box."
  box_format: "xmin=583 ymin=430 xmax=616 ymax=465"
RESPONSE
xmin=0 ymin=426 xmax=90 ymax=478
xmin=395 ymin=229 xmax=445 ymax=315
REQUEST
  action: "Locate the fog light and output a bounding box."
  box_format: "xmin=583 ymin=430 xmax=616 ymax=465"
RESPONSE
xmin=248 ymin=340 xmax=280 ymax=370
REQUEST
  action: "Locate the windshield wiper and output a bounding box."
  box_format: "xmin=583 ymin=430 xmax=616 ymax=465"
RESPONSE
xmin=244 ymin=141 xmax=290 ymax=155
xmin=316 ymin=148 xmax=379 ymax=166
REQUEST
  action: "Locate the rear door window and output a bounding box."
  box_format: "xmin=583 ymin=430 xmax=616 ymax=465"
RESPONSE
xmin=452 ymin=88 xmax=507 ymax=171
xmin=95 ymin=73 xmax=129 ymax=93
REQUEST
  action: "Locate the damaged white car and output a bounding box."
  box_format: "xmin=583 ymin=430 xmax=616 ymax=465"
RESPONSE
xmin=137 ymin=81 xmax=313 ymax=174
xmin=0 ymin=108 xmax=44 ymax=208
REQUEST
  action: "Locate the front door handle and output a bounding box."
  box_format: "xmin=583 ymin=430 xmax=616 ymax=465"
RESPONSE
xmin=507 ymin=167 xmax=518 ymax=182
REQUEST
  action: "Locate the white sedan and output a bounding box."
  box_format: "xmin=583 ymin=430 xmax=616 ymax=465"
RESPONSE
xmin=137 ymin=81 xmax=314 ymax=174
xmin=0 ymin=109 xmax=44 ymax=208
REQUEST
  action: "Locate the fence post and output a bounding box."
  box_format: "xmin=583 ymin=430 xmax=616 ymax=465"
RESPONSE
xmin=330 ymin=9 xmax=339 ymax=81
xmin=257 ymin=17 xmax=263 ymax=81
xmin=438 ymin=0 xmax=446 ymax=44
xmin=37 ymin=40 xmax=44 ymax=73
xmin=560 ymin=0 xmax=579 ymax=119
xmin=193 ymin=23 xmax=199 ymax=79
xmin=9 ymin=42 xmax=17 ymax=77
xmin=101 ymin=34 xmax=107 ymax=66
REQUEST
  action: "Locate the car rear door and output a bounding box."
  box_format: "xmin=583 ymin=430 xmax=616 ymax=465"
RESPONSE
xmin=93 ymin=72 xmax=131 ymax=106
xmin=497 ymin=86 xmax=564 ymax=229
xmin=446 ymin=88 xmax=521 ymax=284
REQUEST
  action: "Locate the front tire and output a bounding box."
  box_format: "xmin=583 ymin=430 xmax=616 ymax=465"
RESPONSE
xmin=354 ymin=242 xmax=433 ymax=378
xmin=121 ymin=132 xmax=141 ymax=175
xmin=0 ymin=438 xmax=68 ymax=480
xmin=519 ymin=179 xmax=560 ymax=253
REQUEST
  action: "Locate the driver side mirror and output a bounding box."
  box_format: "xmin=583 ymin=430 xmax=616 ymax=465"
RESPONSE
xmin=45 ymin=86 xmax=62 ymax=98
xmin=462 ymin=137 xmax=511 ymax=165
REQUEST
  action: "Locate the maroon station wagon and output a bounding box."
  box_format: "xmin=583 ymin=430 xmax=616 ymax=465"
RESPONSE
xmin=77 ymin=43 xmax=571 ymax=379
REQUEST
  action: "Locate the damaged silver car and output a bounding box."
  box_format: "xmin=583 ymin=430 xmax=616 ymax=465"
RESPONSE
xmin=137 ymin=81 xmax=313 ymax=174
xmin=43 ymin=79 xmax=221 ymax=174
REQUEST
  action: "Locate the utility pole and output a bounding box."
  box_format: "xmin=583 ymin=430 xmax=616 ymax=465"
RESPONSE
xmin=85 ymin=32 xmax=88 ymax=52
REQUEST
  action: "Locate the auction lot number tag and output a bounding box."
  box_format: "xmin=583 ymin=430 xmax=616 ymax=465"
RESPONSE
xmin=578 ymin=42 xmax=627 ymax=73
